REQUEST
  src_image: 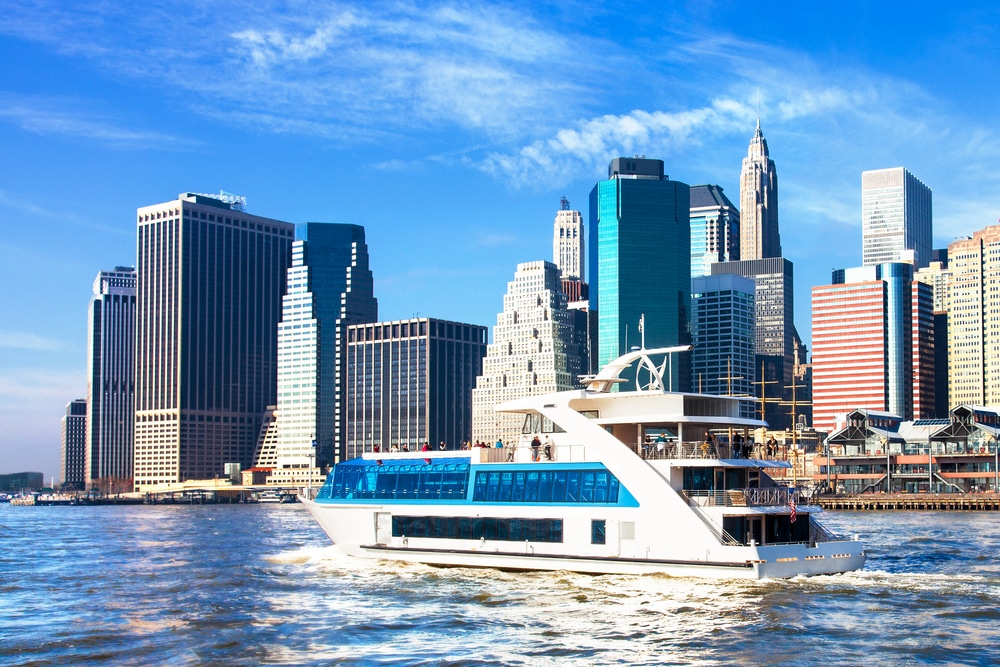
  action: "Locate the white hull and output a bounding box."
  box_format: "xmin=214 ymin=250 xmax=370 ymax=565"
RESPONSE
xmin=301 ymin=496 xmax=865 ymax=580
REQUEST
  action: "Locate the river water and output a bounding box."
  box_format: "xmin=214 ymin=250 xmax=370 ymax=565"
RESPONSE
xmin=2 ymin=504 xmax=998 ymax=666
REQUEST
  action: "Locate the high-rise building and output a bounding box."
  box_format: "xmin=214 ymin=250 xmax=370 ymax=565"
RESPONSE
xmin=133 ymin=192 xmax=293 ymax=491
xmin=690 ymin=184 xmax=740 ymax=278
xmin=473 ymin=260 xmax=585 ymax=445
xmin=589 ymin=157 xmax=691 ymax=390
xmin=861 ymin=167 xmax=932 ymax=269
xmin=553 ymin=196 xmax=584 ymax=281
xmin=690 ymin=274 xmax=756 ymax=418
xmin=61 ymin=399 xmax=87 ymax=489
xmin=85 ymin=267 xmax=136 ymax=491
xmin=345 ymin=318 xmax=487 ymax=457
xmin=739 ymin=120 xmax=781 ymax=261
xmin=266 ymin=224 xmax=377 ymax=484
xmin=711 ymin=258 xmax=796 ymax=429
xmin=947 ymin=225 xmax=1000 ymax=407
xmin=811 ymin=264 xmax=935 ymax=433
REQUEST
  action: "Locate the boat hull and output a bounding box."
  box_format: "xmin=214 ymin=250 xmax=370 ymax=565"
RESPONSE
xmin=300 ymin=496 xmax=865 ymax=580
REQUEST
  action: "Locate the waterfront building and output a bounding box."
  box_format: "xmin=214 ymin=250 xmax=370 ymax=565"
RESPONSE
xmin=690 ymin=184 xmax=740 ymax=278
xmin=589 ymin=157 xmax=691 ymax=390
xmin=61 ymin=399 xmax=87 ymax=489
xmin=553 ymin=197 xmax=584 ymax=281
xmin=690 ymin=274 xmax=756 ymax=419
xmin=472 ymin=260 xmax=585 ymax=445
xmin=85 ymin=267 xmax=136 ymax=491
xmin=817 ymin=406 xmax=1000 ymax=494
xmin=711 ymin=258 xmax=796 ymax=429
xmin=267 ymin=224 xmax=377 ymax=485
xmin=811 ymin=264 xmax=935 ymax=434
xmin=345 ymin=318 xmax=487 ymax=458
xmin=861 ymin=167 xmax=932 ymax=269
xmin=133 ymin=192 xmax=293 ymax=492
xmin=0 ymin=472 xmax=44 ymax=493
xmin=948 ymin=225 xmax=1000 ymax=407
xmin=739 ymin=120 xmax=781 ymax=261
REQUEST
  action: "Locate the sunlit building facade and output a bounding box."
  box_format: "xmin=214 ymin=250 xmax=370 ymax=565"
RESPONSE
xmin=133 ymin=193 xmax=293 ymax=491
xmin=739 ymin=121 xmax=781 ymax=261
xmin=690 ymin=184 xmax=740 ymax=278
xmin=861 ymin=167 xmax=932 ymax=269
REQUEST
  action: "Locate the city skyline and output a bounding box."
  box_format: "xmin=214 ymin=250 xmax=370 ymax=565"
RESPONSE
xmin=4 ymin=2 xmax=1000 ymax=481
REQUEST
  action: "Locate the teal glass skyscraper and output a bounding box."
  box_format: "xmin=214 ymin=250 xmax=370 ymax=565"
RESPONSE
xmin=589 ymin=157 xmax=691 ymax=390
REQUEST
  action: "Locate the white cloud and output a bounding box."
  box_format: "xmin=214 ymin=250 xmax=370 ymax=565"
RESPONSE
xmin=0 ymin=332 xmax=65 ymax=351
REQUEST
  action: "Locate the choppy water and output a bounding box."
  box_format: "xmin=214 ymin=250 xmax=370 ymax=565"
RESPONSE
xmin=2 ymin=504 xmax=999 ymax=666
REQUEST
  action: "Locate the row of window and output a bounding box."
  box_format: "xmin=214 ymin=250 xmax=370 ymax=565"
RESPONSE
xmin=392 ymin=516 xmax=564 ymax=543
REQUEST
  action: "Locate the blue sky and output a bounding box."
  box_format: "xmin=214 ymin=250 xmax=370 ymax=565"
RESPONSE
xmin=3 ymin=1 xmax=1000 ymax=482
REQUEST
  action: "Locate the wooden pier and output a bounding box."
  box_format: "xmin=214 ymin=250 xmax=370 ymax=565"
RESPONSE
xmin=813 ymin=493 xmax=1000 ymax=511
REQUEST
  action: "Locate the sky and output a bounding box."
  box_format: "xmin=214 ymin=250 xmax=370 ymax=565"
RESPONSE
xmin=3 ymin=1 xmax=1000 ymax=482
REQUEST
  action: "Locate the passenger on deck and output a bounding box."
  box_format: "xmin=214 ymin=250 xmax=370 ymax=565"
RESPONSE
xmin=655 ymin=432 xmax=667 ymax=457
xmin=531 ymin=435 xmax=542 ymax=462
xmin=494 ymin=438 xmax=503 ymax=449
xmin=543 ymin=436 xmax=553 ymax=461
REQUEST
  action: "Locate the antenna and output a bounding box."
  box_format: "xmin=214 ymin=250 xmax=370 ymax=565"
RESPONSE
xmin=755 ymin=88 xmax=760 ymax=128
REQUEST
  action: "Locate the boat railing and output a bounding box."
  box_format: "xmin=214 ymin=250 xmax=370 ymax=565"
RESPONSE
xmin=640 ymin=441 xmax=764 ymax=460
xmin=682 ymin=487 xmax=792 ymax=508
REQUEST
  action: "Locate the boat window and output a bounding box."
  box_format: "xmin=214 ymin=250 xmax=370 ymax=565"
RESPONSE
xmin=391 ymin=516 xmax=564 ymax=543
xmin=683 ymin=467 xmax=714 ymax=491
xmin=591 ymin=519 xmax=606 ymax=545
xmin=469 ymin=466 xmax=625 ymax=505
xmin=320 ymin=458 xmax=471 ymax=502
xmin=580 ymin=410 xmax=599 ymax=420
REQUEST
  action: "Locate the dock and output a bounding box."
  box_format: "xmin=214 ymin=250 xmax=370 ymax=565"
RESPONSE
xmin=813 ymin=492 xmax=1000 ymax=511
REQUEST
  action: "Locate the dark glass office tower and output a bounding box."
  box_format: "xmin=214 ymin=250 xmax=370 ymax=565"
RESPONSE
xmin=86 ymin=267 xmax=136 ymax=491
xmin=589 ymin=157 xmax=691 ymax=391
xmin=134 ymin=193 xmax=293 ymax=491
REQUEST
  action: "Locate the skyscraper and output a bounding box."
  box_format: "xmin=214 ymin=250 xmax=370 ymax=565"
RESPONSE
xmin=739 ymin=121 xmax=781 ymax=260
xmin=589 ymin=157 xmax=691 ymax=390
xmin=345 ymin=318 xmax=487 ymax=457
xmin=553 ymin=196 xmax=584 ymax=281
xmin=86 ymin=266 xmax=136 ymax=491
xmin=472 ymin=260 xmax=584 ymax=445
xmin=690 ymin=274 xmax=756 ymax=418
xmin=861 ymin=167 xmax=932 ymax=269
xmin=133 ymin=192 xmax=293 ymax=491
xmin=711 ymin=258 xmax=796 ymax=428
xmin=267 ymin=223 xmax=378 ymax=482
xmin=61 ymin=399 xmax=87 ymax=489
xmin=811 ymin=264 xmax=935 ymax=433
xmin=690 ymin=184 xmax=740 ymax=278
xmin=948 ymin=225 xmax=1000 ymax=407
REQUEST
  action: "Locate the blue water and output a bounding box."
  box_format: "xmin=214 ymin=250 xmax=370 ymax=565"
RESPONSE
xmin=2 ymin=504 xmax=999 ymax=666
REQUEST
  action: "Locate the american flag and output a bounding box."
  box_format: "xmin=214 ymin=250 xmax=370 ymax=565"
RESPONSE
xmin=789 ymin=490 xmax=797 ymax=523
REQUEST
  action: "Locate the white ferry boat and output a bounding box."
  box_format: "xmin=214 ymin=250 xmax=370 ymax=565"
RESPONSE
xmin=302 ymin=347 xmax=865 ymax=579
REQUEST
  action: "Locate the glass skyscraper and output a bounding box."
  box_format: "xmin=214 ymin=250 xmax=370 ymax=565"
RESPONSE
xmin=86 ymin=267 xmax=136 ymax=491
xmin=269 ymin=223 xmax=377 ymax=481
xmin=862 ymin=167 xmax=932 ymax=269
xmin=690 ymin=184 xmax=740 ymax=278
xmin=589 ymin=157 xmax=691 ymax=390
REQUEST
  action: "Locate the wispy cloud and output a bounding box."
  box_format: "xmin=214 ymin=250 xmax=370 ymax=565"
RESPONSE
xmin=0 ymin=94 xmax=199 ymax=149
xmin=0 ymin=332 xmax=65 ymax=351
xmin=0 ymin=188 xmax=133 ymax=237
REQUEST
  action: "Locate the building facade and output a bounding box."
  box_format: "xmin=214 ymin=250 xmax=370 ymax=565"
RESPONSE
xmin=589 ymin=157 xmax=691 ymax=390
xmin=739 ymin=121 xmax=781 ymax=261
xmin=711 ymin=258 xmax=796 ymax=429
xmin=948 ymin=225 xmax=1000 ymax=407
xmin=267 ymin=223 xmax=377 ymax=485
xmin=133 ymin=192 xmax=293 ymax=491
xmin=473 ymin=260 xmax=585 ymax=445
xmin=861 ymin=167 xmax=932 ymax=269
xmin=690 ymin=184 xmax=740 ymax=278
xmin=553 ymin=196 xmax=584 ymax=281
xmin=811 ymin=264 xmax=935 ymax=433
xmin=61 ymin=399 xmax=87 ymax=489
xmin=345 ymin=318 xmax=487 ymax=458
xmin=86 ymin=267 xmax=136 ymax=491
xmin=690 ymin=274 xmax=756 ymax=418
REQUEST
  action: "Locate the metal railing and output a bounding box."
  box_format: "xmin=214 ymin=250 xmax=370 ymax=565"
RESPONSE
xmin=682 ymin=487 xmax=792 ymax=508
